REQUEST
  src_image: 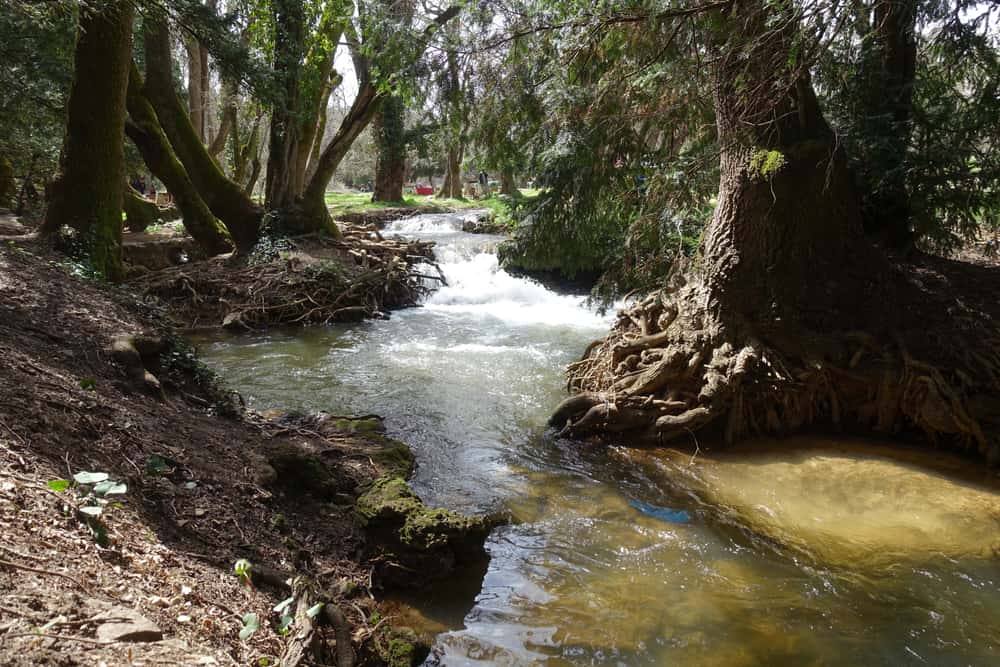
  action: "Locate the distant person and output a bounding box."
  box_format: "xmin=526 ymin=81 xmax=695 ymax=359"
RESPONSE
xmin=478 ymin=171 xmax=489 ymax=198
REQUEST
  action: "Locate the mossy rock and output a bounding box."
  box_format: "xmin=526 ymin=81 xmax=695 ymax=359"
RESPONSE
xmin=263 ymin=441 xmax=356 ymax=500
xmin=383 ymin=627 xmax=430 ymax=667
xmin=356 ymin=477 xmax=493 ymax=586
xmin=370 ymin=438 xmax=416 ymax=479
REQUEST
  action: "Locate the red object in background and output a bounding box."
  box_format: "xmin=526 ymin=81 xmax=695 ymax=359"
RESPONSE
xmin=415 ymin=186 xmax=435 ymax=195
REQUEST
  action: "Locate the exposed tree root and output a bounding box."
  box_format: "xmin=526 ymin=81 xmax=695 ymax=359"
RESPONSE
xmin=131 ymin=224 xmax=440 ymax=328
xmin=553 ymin=275 xmax=1000 ymax=465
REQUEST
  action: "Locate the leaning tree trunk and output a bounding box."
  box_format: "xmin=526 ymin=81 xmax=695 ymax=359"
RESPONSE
xmin=42 ymin=0 xmax=133 ymax=281
xmin=125 ymin=62 xmax=232 ymax=255
xmin=142 ymin=12 xmax=261 ymax=253
xmin=552 ymin=0 xmax=1000 ymax=464
xmin=292 ymin=83 xmax=382 ymax=235
xmin=372 ymin=95 xmax=407 ymax=202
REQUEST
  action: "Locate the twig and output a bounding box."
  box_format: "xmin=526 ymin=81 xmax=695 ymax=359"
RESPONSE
xmin=0 ymin=631 xmax=116 ymax=646
xmin=0 ymin=558 xmax=87 ymax=590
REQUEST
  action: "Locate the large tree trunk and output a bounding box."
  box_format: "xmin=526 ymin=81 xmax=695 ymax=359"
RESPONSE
xmin=552 ymin=0 xmax=999 ymax=464
xmin=293 ymin=83 xmax=382 ymax=234
xmin=435 ymin=47 xmax=465 ymax=200
xmin=436 ymin=146 xmax=463 ymax=199
xmin=142 ymin=12 xmax=261 ymax=253
xmin=858 ymin=0 xmax=918 ymax=248
xmin=265 ymin=0 xmax=306 ymax=211
xmin=500 ymin=168 xmax=518 ymax=197
xmin=125 ymin=62 xmax=232 ymax=255
xmin=42 ymin=0 xmax=133 ymax=281
xmin=372 ymin=95 xmax=406 ymax=202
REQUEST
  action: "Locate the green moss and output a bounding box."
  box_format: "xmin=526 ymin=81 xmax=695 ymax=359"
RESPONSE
xmin=371 ymin=439 xmax=416 ymax=479
xmin=748 ymin=149 xmax=787 ymax=180
xmin=355 ymin=476 xmax=491 ymax=553
xmin=383 ymin=628 xmax=428 ymax=667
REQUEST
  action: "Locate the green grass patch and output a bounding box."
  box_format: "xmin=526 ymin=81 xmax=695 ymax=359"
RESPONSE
xmin=324 ymin=189 xmax=541 ymax=216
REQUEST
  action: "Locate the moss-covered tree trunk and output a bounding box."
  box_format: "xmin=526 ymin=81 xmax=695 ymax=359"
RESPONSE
xmin=123 ymin=188 xmax=160 ymax=232
xmin=125 ymin=62 xmax=232 ymax=255
xmin=142 ymin=12 xmax=261 ymax=253
xmin=41 ymin=1 xmax=133 ymax=281
xmin=372 ymin=95 xmax=407 ymax=202
xmin=265 ymin=0 xmax=306 ymax=212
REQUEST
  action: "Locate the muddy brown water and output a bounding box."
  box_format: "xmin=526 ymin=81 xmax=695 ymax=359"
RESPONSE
xmin=193 ymin=213 xmax=1000 ymax=665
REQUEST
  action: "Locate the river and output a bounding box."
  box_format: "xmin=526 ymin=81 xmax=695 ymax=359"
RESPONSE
xmin=193 ymin=212 xmax=1000 ymax=666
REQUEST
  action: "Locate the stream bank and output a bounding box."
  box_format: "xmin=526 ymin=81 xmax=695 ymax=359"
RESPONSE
xmin=195 ymin=211 xmax=1000 ymax=666
xmin=0 ymin=237 xmax=489 ymax=666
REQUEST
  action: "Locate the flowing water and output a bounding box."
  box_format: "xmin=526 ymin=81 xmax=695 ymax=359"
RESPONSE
xmin=193 ymin=212 xmax=1000 ymax=666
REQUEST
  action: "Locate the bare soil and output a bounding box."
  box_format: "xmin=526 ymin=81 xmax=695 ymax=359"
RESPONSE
xmin=0 ymin=238 xmax=458 ymax=665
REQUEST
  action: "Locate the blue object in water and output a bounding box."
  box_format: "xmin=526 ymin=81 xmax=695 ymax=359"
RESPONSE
xmin=628 ymin=498 xmax=691 ymax=524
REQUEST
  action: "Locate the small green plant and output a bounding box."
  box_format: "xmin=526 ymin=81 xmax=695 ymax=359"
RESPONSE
xmin=234 ymin=558 xmax=253 ymax=580
xmin=239 ymin=612 xmax=260 ymax=640
xmin=79 ymin=378 xmax=96 ymax=391
xmin=46 ymin=471 xmax=127 ymax=545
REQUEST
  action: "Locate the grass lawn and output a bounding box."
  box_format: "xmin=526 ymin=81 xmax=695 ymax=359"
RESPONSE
xmin=324 ymin=189 xmax=541 ymax=216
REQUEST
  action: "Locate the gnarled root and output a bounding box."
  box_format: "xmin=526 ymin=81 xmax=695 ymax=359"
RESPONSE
xmin=553 ymin=282 xmax=1000 ymax=464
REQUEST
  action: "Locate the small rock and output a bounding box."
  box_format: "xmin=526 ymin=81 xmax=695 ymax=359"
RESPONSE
xmin=177 ymin=614 xmax=192 ymax=623
xmin=95 ymin=606 xmax=163 ymax=643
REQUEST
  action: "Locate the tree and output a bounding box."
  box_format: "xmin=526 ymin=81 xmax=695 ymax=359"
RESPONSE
xmin=553 ymin=0 xmax=999 ymax=463
xmin=435 ymin=44 xmax=467 ymax=199
xmin=125 ymin=62 xmax=232 ymax=255
xmin=141 ymin=10 xmax=262 ymax=253
xmin=372 ymin=95 xmax=408 ymax=201
xmin=41 ymin=0 xmax=133 ymax=281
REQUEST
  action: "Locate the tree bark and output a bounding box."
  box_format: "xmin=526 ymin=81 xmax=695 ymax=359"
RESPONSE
xmin=185 ymin=35 xmax=207 ymax=143
xmin=293 ymin=82 xmax=383 ymax=234
xmin=142 ymin=12 xmax=261 ymax=253
xmin=858 ymin=0 xmax=918 ymax=248
xmin=123 ymin=187 xmax=159 ymax=232
xmin=207 ymin=78 xmax=237 ymax=158
xmin=265 ymin=0 xmax=306 ymax=211
xmin=42 ymin=0 xmax=133 ymax=281
xmin=372 ymin=95 xmax=407 ymax=202
xmin=500 ymin=168 xmax=518 ymax=197
xmin=702 ymin=3 xmax=864 ymax=325
xmin=125 ymin=62 xmax=232 ymax=255
xmin=436 ymin=47 xmax=466 ymax=200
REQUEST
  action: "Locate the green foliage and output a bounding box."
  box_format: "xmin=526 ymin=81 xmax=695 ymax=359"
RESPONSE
xmin=0 ymin=2 xmax=74 ymax=198
xmin=48 ymin=469 xmax=128 ymax=545
xmin=488 ymin=3 xmax=717 ymax=301
xmin=239 ymin=612 xmax=260 ymax=640
xmin=817 ymin=0 xmax=1000 ymax=252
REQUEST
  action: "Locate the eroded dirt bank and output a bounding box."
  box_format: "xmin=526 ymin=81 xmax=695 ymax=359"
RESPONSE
xmin=0 ymin=239 xmax=489 ymax=666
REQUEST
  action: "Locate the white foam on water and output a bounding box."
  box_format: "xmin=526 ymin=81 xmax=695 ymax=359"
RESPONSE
xmin=426 ymin=251 xmax=609 ymax=329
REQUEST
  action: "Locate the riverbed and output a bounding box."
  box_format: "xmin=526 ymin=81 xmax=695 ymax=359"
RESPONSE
xmin=193 ymin=212 xmax=1000 ymax=665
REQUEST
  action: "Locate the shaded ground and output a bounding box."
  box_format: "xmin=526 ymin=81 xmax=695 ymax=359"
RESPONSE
xmin=0 ymin=238 xmax=485 ymax=665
